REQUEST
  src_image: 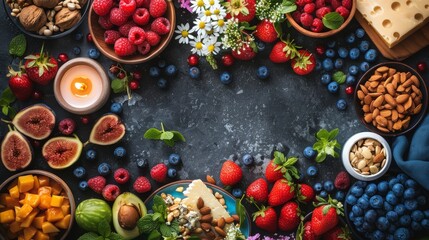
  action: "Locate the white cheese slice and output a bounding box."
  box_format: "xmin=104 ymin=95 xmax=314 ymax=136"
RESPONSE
xmin=182 ymin=179 xmax=231 ymax=220
xmin=357 ymin=0 xmax=429 ymax=48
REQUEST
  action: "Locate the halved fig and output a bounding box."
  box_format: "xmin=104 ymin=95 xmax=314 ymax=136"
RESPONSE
xmin=42 ymin=135 xmax=82 ymax=169
xmin=12 ymin=104 xmax=56 ymax=140
xmin=89 ymin=114 xmax=126 ymax=145
xmin=1 ymin=126 xmax=32 ymax=171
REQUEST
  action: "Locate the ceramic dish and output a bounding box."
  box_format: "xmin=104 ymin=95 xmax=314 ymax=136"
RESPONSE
xmin=144 ymin=180 xmax=251 ymax=237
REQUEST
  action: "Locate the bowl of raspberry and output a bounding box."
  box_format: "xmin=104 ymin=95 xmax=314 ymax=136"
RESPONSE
xmin=88 ymin=0 xmax=176 ymax=64
xmin=286 ymin=0 xmax=356 ymax=38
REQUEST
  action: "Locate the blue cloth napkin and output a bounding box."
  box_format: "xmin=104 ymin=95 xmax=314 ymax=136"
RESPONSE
xmin=393 ymin=114 xmax=429 ymax=191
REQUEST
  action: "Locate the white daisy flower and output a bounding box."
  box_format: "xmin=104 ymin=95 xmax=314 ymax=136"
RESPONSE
xmin=206 ymin=27 xmax=220 ymax=38
xmin=204 ymin=0 xmax=219 ymax=7
xmin=200 ymin=9 xmax=216 ymax=22
xmin=212 ymin=18 xmax=227 ymax=33
xmin=191 ymin=18 xmax=212 ymax=38
xmin=174 ymin=23 xmax=195 ymax=44
xmin=210 ymin=4 xmax=226 ymax=20
xmin=190 ymin=0 xmax=205 ymax=14
xmin=203 ymin=37 xmax=221 ymax=55
xmin=190 ymin=36 xmax=205 ymax=56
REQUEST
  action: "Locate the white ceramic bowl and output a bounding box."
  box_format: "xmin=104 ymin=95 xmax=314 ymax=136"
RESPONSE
xmin=342 ymin=132 xmax=392 ymax=181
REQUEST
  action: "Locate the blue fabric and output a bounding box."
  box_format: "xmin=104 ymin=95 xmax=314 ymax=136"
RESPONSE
xmin=393 ymin=114 xmax=429 ymax=191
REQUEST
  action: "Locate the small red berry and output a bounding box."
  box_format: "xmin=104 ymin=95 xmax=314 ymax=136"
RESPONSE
xmin=32 ymin=90 xmax=43 ymax=100
xmin=80 ymin=116 xmax=90 ymax=125
xmin=58 ymin=53 xmax=69 ymax=64
xmin=315 ymin=45 xmax=325 ymax=56
xmin=110 ymin=64 xmax=120 ymax=74
xmin=222 ymin=53 xmax=234 ymax=67
xmin=129 ymin=80 xmax=140 ymax=90
xmin=417 ymin=62 xmax=427 ymax=73
xmin=117 ymin=72 xmax=126 ymax=79
xmin=132 ymin=71 xmax=142 ymax=81
xmin=345 ymin=86 xmax=354 ymax=95
xmin=187 ymin=54 xmax=199 ymax=66
xmin=86 ymin=33 xmax=93 ymax=42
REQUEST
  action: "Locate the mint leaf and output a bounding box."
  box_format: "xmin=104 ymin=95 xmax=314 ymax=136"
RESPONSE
xmin=333 ymin=71 xmax=346 ymax=84
xmin=280 ymin=0 xmax=297 ymax=14
xmin=144 ymin=123 xmax=185 ymax=147
xmin=171 ymin=131 xmax=186 ymax=142
xmin=322 ymin=12 xmax=344 ymax=30
xmin=138 ymin=214 xmax=159 ymax=233
xmin=2 ymin=106 xmax=9 ymax=116
xmin=9 ymin=34 xmax=26 ymax=57
xmin=111 ymin=78 xmax=126 ymax=93
xmin=313 ymin=128 xmax=341 ymax=162
xmin=97 ymin=220 xmax=111 ymax=237
xmin=1 ymin=88 xmax=16 ymax=104
xmin=163 ymin=139 xmax=175 ymax=147
xmin=148 ymin=230 xmax=162 ymax=240
xmin=109 ymin=233 xmax=124 ymax=240
xmin=316 ymin=129 xmax=329 ymax=140
xmin=235 ymin=196 xmax=246 ymax=226
xmin=78 ymin=232 xmax=100 ymax=240
xmin=159 ymin=223 xmax=172 ymax=237
xmin=160 ymin=131 xmax=174 ymax=140
xmin=144 ymin=128 xmax=162 ymax=140
xmin=152 ymin=195 xmax=167 ymax=218
xmin=328 ymin=128 xmax=339 ymax=140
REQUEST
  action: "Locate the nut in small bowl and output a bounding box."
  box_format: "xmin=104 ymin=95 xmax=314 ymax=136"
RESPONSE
xmin=354 ymin=62 xmax=428 ymax=137
xmin=285 ymin=0 xmax=356 ymax=38
xmin=342 ymin=132 xmax=392 ymax=181
xmin=0 ymin=170 xmax=75 ymax=240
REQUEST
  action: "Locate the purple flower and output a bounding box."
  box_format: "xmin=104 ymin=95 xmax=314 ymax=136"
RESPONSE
xmin=178 ymin=0 xmax=192 ymax=12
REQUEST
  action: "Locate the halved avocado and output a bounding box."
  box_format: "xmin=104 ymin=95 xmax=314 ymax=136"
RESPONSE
xmin=113 ymin=192 xmax=147 ymax=239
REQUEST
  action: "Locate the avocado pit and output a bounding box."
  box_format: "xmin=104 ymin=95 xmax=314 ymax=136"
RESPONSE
xmin=118 ymin=204 xmax=141 ymax=230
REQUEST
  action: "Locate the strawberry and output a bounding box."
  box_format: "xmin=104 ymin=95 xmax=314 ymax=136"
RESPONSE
xmin=7 ymin=67 xmax=33 ymax=101
xmin=298 ymin=183 xmax=315 ymax=203
xmin=311 ymin=196 xmax=343 ymax=236
xmin=231 ymin=43 xmax=256 ymax=61
xmin=322 ymin=225 xmax=351 ymax=240
xmin=150 ymin=163 xmax=168 ymax=182
xmin=278 ymin=201 xmax=301 ymax=231
xmin=269 ymin=39 xmax=299 ymax=63
xmin=149 ymin=0 xmax=167 ymax=18
xmin=219 ymin=160 xmax=243 ymax=186
xmin=253 ymin=206 xmax=278 ymax=233
xmin=225 ymin=0 xmax=256 ymax=22
xmin=268 ymin=179 xmax=295 ymax=207
xmin=93 ymin=0 xmax=114 ymax=16
xmin=88 ymin=176 xmax=107 ymax=194
xmin=334 ymin=171 xmax=350 ymax=190
xmin=265 ymin=160 xmax=284 ymax=182
xmin=265 ymin=151 xmax=300 ymax=182
xmin=254 ymin=19 xmax=278 ymax=43
xmin=296 ymin=221 xmax=319 ymax=240
xmin=24 ymin=47 xmax=58 ymax=86
xmin=291 ymin=49 xmax=316 ymax=75
xmin=246 ymin=178 xmax=268 ymax=203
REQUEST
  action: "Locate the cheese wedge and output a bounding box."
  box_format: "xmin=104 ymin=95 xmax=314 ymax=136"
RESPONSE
xmin=357 ymin=0 xmax=429 ymax=48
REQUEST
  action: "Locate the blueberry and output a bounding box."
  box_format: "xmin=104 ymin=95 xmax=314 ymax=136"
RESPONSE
xmin=85 ymin=149 xmax=97 ymax=161
xmin=389 ymin=178 xmax=400 ymax=189
xmin=377 ymin=181 xmax=389 ymax=195
xmin=357 ymin=197 xmax=370 ymax=210
xmin=336 ymin=99 xmax=347 ymax=111
xmin=386 ymin=192 xmax=398 ymax=205
xmin=325 ymin=48 xmax=336 ymax=58
xmin=168 ymin=153 xmax=181 ymax=166
xmin=351 ymin=185 xmax=364 ymax=197
xmin=345 ymin=74 xmax=356 ymax=85
xmin=323 ymin=180 xmax=334 ymax=193
xmin=327 ymin=41 xmax=336 ymax=48
xmin=392 ymin=183 xmax=404 ymax=197
xmin=386 ymin=211 xmax=399 ymax=223
xmin=349 ymin=65 xmax=359 ymax=75
xmin=417 ymin=195 xmax=427 ymax=206
xmin=320 ymin=73 xmax=332 ymax=85
xmin=384 ymin=201 xmax=393 ymax=212
xmin=404 ymin=179 xmax=417 ymax=189
xmin=256 ymin=41 xmax=266 ymax=51
xmin=365 ymin=183 xmax=378 ymax=196
xmin=337 ymin=47 xmax=348 ymax=59
xmin=376 ymin=216 xmax=389 ymax=231
xmin=411 ymin=221 xmax=422 ymax=231
xmin=403 ymin=188 xmax=416 ymax=200
xmin=395 ymin=204 xmax=406 ymax=216
xmin=314 ymin=183 xmax=323 ymax=192
xmin=411 ymin=210 xmax=424 ymax=222
xmin=322 ymin=58 xmax=334 ymax=71
xmin=334 ymin=58 xmax=343 ymax=69
xmin=397 ymin=173 xmax=409 ymax=183
xmin=241 ymin=154 xmax=254 ymax=166
xmin=189 ymin=67 xmax=201 ymax=79
xmin=372 ymin=230 xmax=385 ymax=240
xmin=157 ymin=59 xmax=167 ymax=68
xmin=74 ymin=33 xmax=83 ymax=41
xmin=315 ymin=60 xmax=322 ymax=71
xmin=306 ymin=165 xmax=318 ymax=177
xmin=256 ymin=66 xmax=269 ymax=80
xmin=399 ymin=215 xmax=411 ymax=226
xmin=232 ymin=188 xmax=243 ymax=198
xmin=88 ymin=48 xmax=100 ymax=59
xmin=355 ymin=28 xmax=366 ymax=38
xmin=319 ymin=190 xmax=328 ymax=199
xmin=136 ymin=158 xmax=148 ymax=169
xmin=346 ymin=194 xmax=357 ymax=205
xmin=421 ymin=219 xmax=429 ymax=230
xmin=110 ymin=102 xmax=123 ymax=114
xmin=157 ymin=78 xmax=168 ymax=89
xmin=359 ymin=40 xmax=370 ymax=52
xmin=149 ymin=66 xmax=161 ymax=78
xmin=167 ymin=168 xmax=177 ymax=178
xmin=79 ymin=181 xmax=88 ymax=191
xmin=334 ymin=191 xmax=345 ymax=201
xmin=98 ymin=162 xmax=112 ymax=175
xmin=404 ymin=199 xmax=418 ymax=211
xmin=349 ymin=212 xmax=356 ymax=221
xmin=362 ymin=221 xmax=374 ymax=231
xmin=360 ymin=61 xmax=370 ymax=72
xmin=364 ymin=209 xmax=378 ymax=223
xmin=346 ymin=33 xmax=356 ymax=44
xmin=388 ymin=225 xmax=397 ymax=235
xmin=364 ymin=49 xmax=377 ymax=62
xmin=73 ymin=46 xmax=81 ymax=55
xmin=354 ymin=216 xmax=364 ymax=227
xmin=113 ymin=146 xmax=126 ymax=158
xmin=349 ymin=48 xmax=360 ymax=60
xmin=327 ymin=81 xmax=339 ymax=94
xmin=165 ymin=64 xmax=178 ymax=76
xmin=425 ymin=210 xmax=429 ymax=218
xmin=303 ymin=146 xmax=317 ymax=159
xmin=220 ymin=71 xmax=232 ymax=84
xmin=73 ymin=167 xmax=86 ymax=179
xmin=370 ymin=195 xmax=384 ymax=209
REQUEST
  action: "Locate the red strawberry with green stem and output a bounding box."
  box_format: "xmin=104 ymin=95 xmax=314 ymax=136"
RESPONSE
xmin=269 ymin=37 xmax=300 ymax=63
xmin=7 ymin=66 xmax=33 ymax=101
xmin=225 ymin=0 xmax=256 ymax=22
xmin=246 ymin=178 xmax=269 ymax=203
xmin=296 ymin=221 xmax=319 ymax=240
xmin=311 ymin=196 xmax=344 ymax=236
xmin=231 ymin=43 xmax=257 ymax=61
xmin=255 ymin=19 xmax=278 ymax=43
xmin=268 ymin=179 xmax=296 ymax=207
xmin=322 ymin=225 xmax=351 ymax=240
xmin=252 ymin=203 xmax=278 ymax=233
xmin=298 ymin=183 xmax=315 ymax=204
xmin=219 ymin=160 xmax=243 ymax=186
xmin=278 ymin=201 xmax=301 ymax=231
xmin=291 ymin=49 xmax=316 ymax=75
xmin=265 ymin=151 xmax=300 ymax=182
xmin=24 ymin=46 xmax=58 ymax=85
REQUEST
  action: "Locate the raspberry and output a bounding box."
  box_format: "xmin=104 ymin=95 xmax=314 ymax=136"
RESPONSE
xmin=119 ymin=21 xmax=137 ymax=36
xmin=119 ymin=0 xmax=137 ymax=16
xmin=149 ymin=0 xmax=167 ymax=18
xmin=128 ymin=26 xmax=146 ymax=45
xmin=146 ymin=31 xmax=161 ymax=46
xmin=300 ymin=13 xmax=313 ymax=28
xmin=316 ymin=7 xmax=331 ymax=19
xmin=295 ymin=0 xmax=307 ymax=7
xmin=315 ymin=0 xmax=326 ymax=9
xmin=109 ymin=7 xmax=129 ymax=26
xmin=98 ymin=15 xmax=113 ymax=29
xmin=342 ymin=0 xmax=352 ymax=9
xmin=133 ymin=176 xmax=151 ymax=193
xmin=303 ymin=3 xmax=315 ymax=14
xmin=104 ymin=30 xmax=121 ymax=44
xmin=114 ymin=37 xmax=137 ymax=56
xmin=334 ymin=171 xmax=351 ymax=190
xmin=114 ymin=168 xmax=130 ymax=184
xmin=87 ymin=176 xmax=106 ymax=194
xmin=150 ymin=163 xmax=168 ymax=182
xmin=151 ymin=17 xmax=170 ymax=35
xmin=311 ymin=18 xmax=324 ymax=32
xmin=137 ymin=41 xmax=151 ymax=55
xmin=291 ymin=11 xmax=301 ymax=24
xmin=102 ymin=184 xmax=121 ymax=201
xmin=336 ymin=6 xmax=350 ymax=19
xmin=133 ymin=8 xmax=150 ymax=26
xmin=93 ymin=0 xmax=113 ymax=16
xmin=331 ymin=0 xmax=342 ymax=10
xmin=135 ymin=0 xmax=146 ymax=7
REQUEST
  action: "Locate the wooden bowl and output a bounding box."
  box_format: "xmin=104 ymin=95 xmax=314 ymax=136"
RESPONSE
xmin=0 ymin=170 xmax=75 ymax=240
xmin=88 ymin=0 xmax=176 ymax=64
xmin=286 ymin=0 xmax=356 ymax=38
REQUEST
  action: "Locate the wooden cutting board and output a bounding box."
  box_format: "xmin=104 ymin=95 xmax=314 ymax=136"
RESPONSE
xmin=355 ymin=11 xmax=429 ymax=61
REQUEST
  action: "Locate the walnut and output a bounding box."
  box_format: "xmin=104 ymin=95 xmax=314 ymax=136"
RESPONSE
xmin=55 ymin=8 xmax=81 ymax=30
xmin=18 ymin=5 xmax=47 ymax=32
xmin=33 ymin=0 xmax=59 ymax=8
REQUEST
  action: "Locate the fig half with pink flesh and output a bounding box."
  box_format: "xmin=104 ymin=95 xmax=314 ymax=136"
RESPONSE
xmin=1 ymin=126 xmax=33 ymax=171
xmin=12 ymin=104 xmax=55 ymax=140
xmin=42 ymin=135 xmax=82 ymax=169
xmin=89 ymin=114 xmax=126 ymax=145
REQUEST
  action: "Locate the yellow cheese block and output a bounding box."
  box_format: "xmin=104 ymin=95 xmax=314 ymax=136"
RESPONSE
xmin=357 ymin=0 xmax=429 ymax=48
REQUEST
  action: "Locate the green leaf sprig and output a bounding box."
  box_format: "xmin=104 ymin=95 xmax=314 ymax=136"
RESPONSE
xmin=9 ymin=34 xmax=27 ymax=57
xmin=0 ymin=88 xmax=17 ymax=119
xmin=322 ymin=12 xmax=344 ymax=30
xmin=78 ymin=220 xmax=123 ymax=240
xmin=312 ymin=128 xmax=341 ymax=163
xmin=110 ymin=64 xmax=134 ymax=99
xmin=144 ymin=122 xmax=185 ymax=147
xmin=272 ymin=151 xmax=300 ymax=181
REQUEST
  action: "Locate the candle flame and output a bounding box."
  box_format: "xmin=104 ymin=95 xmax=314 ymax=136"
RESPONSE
xmin=71 ymin=76 xmax=92 ymax=97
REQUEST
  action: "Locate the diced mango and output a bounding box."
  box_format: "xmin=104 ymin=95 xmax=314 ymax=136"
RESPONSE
xmin=50 ymin=195 xmax=64 ymax=208
xmin=9 ymin=220 xmax=23 ymax=233
xmin=55 ymin=214 xmax=70 ymax=229
xmin=42 ymin=221 xmax=60 ymax=234
xmin=24 ymin=193 xmax=41 ymax=208
xmin=23 ymin=226 xmax=37 ymax=240
xmin=38 ymin=176 xmax=50 ymax=187
xmin=38 ymin=186 xmax=52 ymax=196
xmin=20 ymin=209 xmax=39 ymax=228
xmin=34 ymin=230 xmax=50 ymax=240
xmin=9 ymin=185 xmax=20 ymax=199
xmin=30 ymin=176 xmax=40 ymax=194
xmin=17 ymin=203 xmax=33 ymax=219
xmin=18 ymin=175 xmax=35 ymax=193
xmin=14 ymin=206 xmax=23 ymax=222
xmin=45 ymin=207 xmax=64 ymax=222
xmin=32 ymin=215 xmax=45 ymax=229
xmin=61 ymin=204 xmax=70 ymax=215
xmin=0 ymin=209 xmax=15 ymax=223
xmin=38 ymin=195 xmax=51 ymax=210
xmin=6 ymin=230 xmax=19 ymax=239
xmin=18 ymin=234 xmax=25 ymax=240
xmin=1 ymin=194 xmax=20 ymax=208
xmin=50 ymin=181 xmax=62 ymax=195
